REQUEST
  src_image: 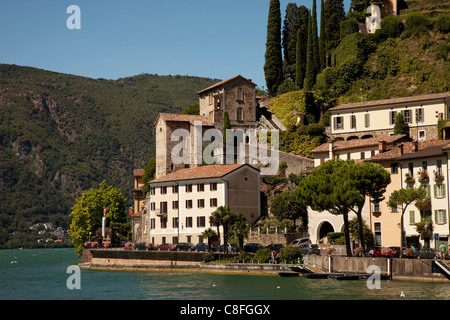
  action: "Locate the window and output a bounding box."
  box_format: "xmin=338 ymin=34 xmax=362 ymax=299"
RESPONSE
xmin=435 ymin=210 xmax=447 ymax=225
xmin=160 ymin=217 xmax=167 ymax=229
xmin=150 ymin=187 xmax=155 ymax=195
xmin=210 ymin=198 xmax=218 ymax=207
xmin=418 ymin=130 xmax=426 ymax=141
xmin=150 ymin=218 xmax=155 ymax=229
xmin=436 ymin=160 xmax=443 ymax=175
xmin=172 ymin=185 xmax=178 ymax=194
xmin=172 ymin=236 xmax=178 ymax=245
xmin=435 ymin=184 xmax=446 ymax=199
xmin=408 ymin=162 xmax=414 ymax=176
xmin=333 ymin=116 xmax=343 ymax=130
xmin=416 ymin=108 xmax=424 ymax=123
xmin=197 ymin=216 xmax=206 ymax=228
xmin=197 ymin=183 xmax=204 ymax=192
xmin=409 ymin=211 xmax=415 ymax=225
xmin=365 ymin=113 xmax=370 ymax=128
xmin=402 ymin=110 xmax=411 ymax=123
xmin=160 ymin=202 xmax=168 ymax=214
xmin=391 ymin=163 xmax=398 ymax=174
xmin=161 ymin=186 xmax=167 ymax=194
xmin=360 ymin=152 xmax=365 ymax=160
xmin=373 ymin=200 xmax=380 ymax=213
xmin=186 ymin=184 xmax=192 ymax=193
xmin=237 ymin=88 xmax=243 ymax=101
xmin=151 ymin=202 xmax=156 ymax=211
xmin=187 ymin=235 xmax=192 ymax=243
xmin=197 ymin=199 xmax=205 ymax=208
xmin=236 ymin=107 xmax=243 ymax=121
xmin=210 ymin=182 xmax=217 ymax=191
xmin=186 ymin=217 xmax=193 ymax=228
xmin=186 ymin=200 xmax=193 ymax=209
xmin=374 ymin=222 xmax=382 ymax=246
xmin=172 ymin=200 xmax=179 ymax=209
xmin=422 ymin=161 xmax=427 ymax=171
xmin=389 ymin=111 xmax=397 ymax=125
xmin=350 ymin=115 xmax=356 ymax=129
xmin=173 ymin=217 xmax=179 ymax=228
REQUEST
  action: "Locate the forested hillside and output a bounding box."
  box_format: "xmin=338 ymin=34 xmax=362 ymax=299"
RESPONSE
xmin=0 ymin=64 xmax=217 ymax=244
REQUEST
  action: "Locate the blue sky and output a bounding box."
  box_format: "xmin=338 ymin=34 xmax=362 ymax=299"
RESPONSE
xmin=0 ymin=0 xmax=351 ymax=89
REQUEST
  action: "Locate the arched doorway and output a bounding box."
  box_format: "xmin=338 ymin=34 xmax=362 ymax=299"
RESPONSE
xmin=317 ymin=221 xmax=334 ymax=244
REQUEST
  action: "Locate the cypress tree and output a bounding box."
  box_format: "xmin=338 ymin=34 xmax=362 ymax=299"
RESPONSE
xmin=319 ymin=0 xmax=326 ymax=70
xmin=304 ymin=10 xmax=315 ymax=90
xmin=295 ymin=6 xmax=310 ymax=88
xmin=264 ymin=0 xmax=283 ymax=95
xmin=282 ymin=3 xmax=300 ymax=80
xmin=311 ymin=0 xmax=320 ymax=76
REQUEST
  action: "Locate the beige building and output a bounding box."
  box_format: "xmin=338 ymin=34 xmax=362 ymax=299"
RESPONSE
xmin=329 ymin=93 xmax=450 ymax=142
xmin=134 ymin=164 xmax=260 ymax=246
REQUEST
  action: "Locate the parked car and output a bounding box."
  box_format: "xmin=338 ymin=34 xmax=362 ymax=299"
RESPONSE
xmin=193 ymin=243 xmax=208 ymax=252
xmin=299 ymin=244 xmax=320 ymax=255
xmin=244 ymin=243 xmax=263 ymax=253
xmin=417 ymin=248 xmax=437 ymax=259
xmin=290 ymin=237 xmax=311 ymax=247
xmin=135 ymin=242 xmax=147 ymax=250
xmin=175 ymin=242 xmax=194 ymax=251
xmin=367 ymin=246 xmax=382 ymax=257
xmin=266 ymin=244 xmax=285 ymax=253
xmin=158 ymin=243 xmax=175 ymax=251
xmin=220 ymin=243 xmax=240 ymax=253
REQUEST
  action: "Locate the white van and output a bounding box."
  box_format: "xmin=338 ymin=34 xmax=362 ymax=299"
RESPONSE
xmin=290 ymin=237 xmax=311 ymax=246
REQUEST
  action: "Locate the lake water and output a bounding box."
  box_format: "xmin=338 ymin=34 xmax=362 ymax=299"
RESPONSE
xmin=1 ymin=248 xmax=450 ymax=301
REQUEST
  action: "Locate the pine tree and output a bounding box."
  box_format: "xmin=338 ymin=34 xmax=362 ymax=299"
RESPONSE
xmin=295 ymin=6 xmax=310 ymax=88
xmin=264 ymin=0 xmax=283 ymax=94
xmin=319 ymin=0 xmax=326 ymax=70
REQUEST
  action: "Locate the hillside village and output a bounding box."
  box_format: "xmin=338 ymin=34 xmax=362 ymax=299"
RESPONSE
xmin=129 ymin=0 xmax=450 ymax=256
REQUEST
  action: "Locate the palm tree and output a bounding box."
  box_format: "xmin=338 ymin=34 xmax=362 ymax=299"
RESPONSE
xmin=201 ymin=228 xmax=217 ymax=252
xmin=210 ymin=206 xmax=235 ymax=257
xmin=231 ymin=213 xmax=250 ymax=251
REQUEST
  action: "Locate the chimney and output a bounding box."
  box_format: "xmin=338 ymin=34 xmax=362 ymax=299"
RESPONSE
xmin=399 ymin=144 xmax=404 ymax=155
xmin=329 ymin=140 xmax=334 ymax=160
xmin=378 ymin=140 xmax=386 ymax=153
xmin=414 ymin=141 xmax=419 ymax=152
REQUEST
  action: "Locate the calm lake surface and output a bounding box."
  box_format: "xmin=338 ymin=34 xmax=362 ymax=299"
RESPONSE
xmin=1 ymin=248 xmax=450 ymax=300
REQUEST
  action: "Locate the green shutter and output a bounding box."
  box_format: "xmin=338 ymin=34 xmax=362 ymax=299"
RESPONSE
xmin=443 ymin=184 xmax=446 ymax=198
xmin=434 ymin=184 xmax=437 ymax=198
xmin=444 ymin=210 xmax=447 ymax=224
xmin=409 ymin=211 xmax=415 ymax=224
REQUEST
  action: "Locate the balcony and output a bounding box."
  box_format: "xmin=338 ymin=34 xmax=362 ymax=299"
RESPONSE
xmin=153 ymin=209 xmax=167 ymax=218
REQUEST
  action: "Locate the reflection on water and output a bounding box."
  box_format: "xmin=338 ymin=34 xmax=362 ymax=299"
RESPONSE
xmin=1 ymin=248 xmax=450 ymax=300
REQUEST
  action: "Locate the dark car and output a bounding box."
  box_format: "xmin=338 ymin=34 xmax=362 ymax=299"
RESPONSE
xmin=175 ymin=242 xmax=194 ymax=251
xmin=367 ymin=246 xmax=382 ymax=257
xmin=158 ymin=243 xmax=175 ymax=251
xmin=135 ymin=242 xmax=147 ymax=250
xmin=417 ymin=248 xmax=437 ymax=259
xmin=266 ymin=244 xmax=285 ymax=253
xmin=299 ymin=244 xmax=320 ymax=255
xmin=194 ymin=243 xmax=208 ymax=252
xmin=244 ymin=243 xmax=263 ymax=253
xmin=220 ymin=243 xmax=240 ymax=253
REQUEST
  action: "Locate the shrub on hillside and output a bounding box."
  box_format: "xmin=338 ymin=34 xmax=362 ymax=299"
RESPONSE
xmin=375 ymin=15 xmax=404 ymax=40
xmin=435 ymin=14 xmax=450 ymax=34
xmin=405 ymin=13 xmax=432 ymax=36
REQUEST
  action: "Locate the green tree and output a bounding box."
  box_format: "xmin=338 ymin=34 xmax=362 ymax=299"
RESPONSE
xmin=295 ymin=6 xmax=310 ymax=88
xmin=264 ymin=0 xmax=283 ymax=94
xmin=282 ymin=3 xmax=301 ymax=80
xmin=210 ymin=206 xmax=235 ymax=256
xmin=181 ymin=103 xmax=200 ymax=115
xmin=324 ymin=0 xmax=346 ymax=43
xmin=387 ymin=187 xmax=427 ymax=255
xmin=394 ymin=112 xmax=407 ymax=135
xmin=231 ymin=213 xmax=250 ymax=251
xmin=319 ymin=0 xmax=326 ymax=70
xmin=270 ymin=191 xmax=307 ymax=230
xmin=69 ymin=181 xmax=130 ymax=256
xmin=201 ymin=228 xmax=218 ymax=252
xmin=311 ymin=0 xmax=320 ymax=76
xmin=141 ymin=157 xmax=156 ymax=196
xmin=304 ymin=11 xmax=316 ymax=90
xmin=346 ymin=161 xmax=391 ymax=249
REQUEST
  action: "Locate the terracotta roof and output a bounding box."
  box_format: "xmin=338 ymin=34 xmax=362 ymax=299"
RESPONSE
xmin=330 ymin=92 xmax=450 ymax=112
xmin=368 ymin=140 xmax=450 ymax=162
xmin=150 ymin=164 xmax=255 ymax=184
xmin=197 ymin=75 xmax=257 ymax=94
xmin=134 ymin=169 xmax=145 ymax=177
xmin=311 ymin=134 xmax=408 ymax=153
xmin=155 ymin=113 xmax=214 ymax=127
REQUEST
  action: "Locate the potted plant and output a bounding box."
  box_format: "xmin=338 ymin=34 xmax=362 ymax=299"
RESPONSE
xmin=404 ymin=247 xmax=416 ymax=258
xmin=381 ymin=247 xmax=392 ymax=257
xmin=434 ymin=170 xmax=445 ymax=183
xmin=404 ymin=173 xmax=415 ymax=184
xmin=353 ymin=247 xmax=364 ymax=257
xmin=415 ymin=218 xmax=433 ymax=240
xmin=415 ymin=197 xmax=431 ymax=210
xmin=418 ymin=170 xmax=429 ymax=184
xmin=324 ymin=247 xmax=335 ymax=255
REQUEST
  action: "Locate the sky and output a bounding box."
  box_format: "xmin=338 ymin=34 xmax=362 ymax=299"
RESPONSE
xmin=0 ymin=0 xmax=351 ymax=89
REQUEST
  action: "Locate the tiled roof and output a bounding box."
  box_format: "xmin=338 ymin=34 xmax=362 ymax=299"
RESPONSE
xmin=311 ymin=134 xmax=408 ymax=153
xmin=155 ymin=113 xmax=214 ymax=126
xmin=330 ymin=92 xmax=450 ymax=112
xmin=368 ymin=140 xmax=450 ymax=162
xmin=197 ymin=75 xmax=257 ymax=94
xmin=150 ymin=164 xmax=254 ymax=184
xmin=134 ymin=169 xmax=145 ymax=177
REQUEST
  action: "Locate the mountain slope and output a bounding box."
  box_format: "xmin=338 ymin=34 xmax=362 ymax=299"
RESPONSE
xmin=0 ymin=64 xmax=218 ymax=244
